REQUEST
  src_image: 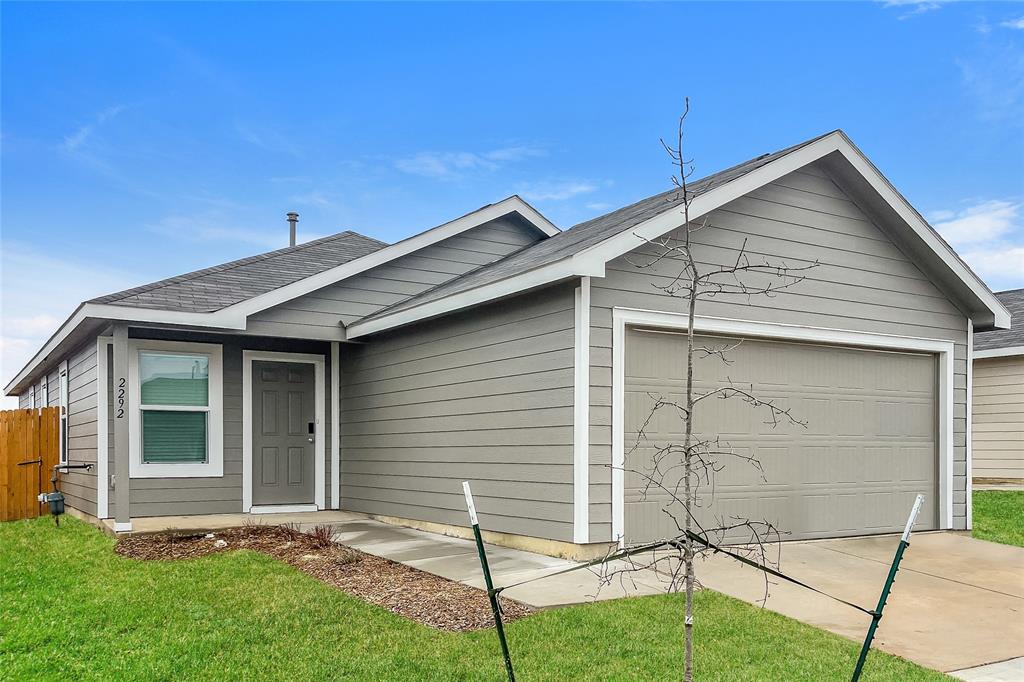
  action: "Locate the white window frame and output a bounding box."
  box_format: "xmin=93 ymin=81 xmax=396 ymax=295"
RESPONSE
xmin=29 ymin=384 xmax=36 ymax=409
xmin=58 ymin=361 xmax=69 ymax=464
xmin=128 ymin=339 xmax=224 ymax=478
xmin=40 ymin=377 xmax=49 ymax=408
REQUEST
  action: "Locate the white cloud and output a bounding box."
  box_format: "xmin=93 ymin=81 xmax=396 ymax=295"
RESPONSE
xmin=881 ymin=0 xmax=953 ymax=19
xmin=62 ymin=104 xmax=126 ymax=152
xmin=148 ymin=213 xmax=285 ymax=249
xmin=930 ymin=199 xmax=1019 ymax=246
xmin=394 ymin=146 xmax=545 ymax=179
xmin=585 ymin=202 xmax=613 ymax=212
xmin=930 ymin=198 xmax=1024 ymax=291
xmin=147 ymin=212 xmax=328 ymax=250
xmin=1001 ymin=16 xmax=1024 ymax=30
xmin=960 ymin=246 xmax=1024 ymax=282
xmin=519 ymin=181 xmax=598 ymax=202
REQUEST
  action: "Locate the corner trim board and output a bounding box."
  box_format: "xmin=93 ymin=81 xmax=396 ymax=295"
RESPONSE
xmin=242 ymin=350 xmax=326 ymax=513
xmin=331 ymin=341 xmax=341 ymax=510
xmin=610 ymin=307 xmax=957 ymax=545
xmin=96 ymin=337 xmax=112 ymax=519
xmin=573 ymin=276 xmax=591 ymax=544
xmin=966 ymin=318 xmax=973 ymax=530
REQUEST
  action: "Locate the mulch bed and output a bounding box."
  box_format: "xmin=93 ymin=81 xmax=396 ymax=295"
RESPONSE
xmin=114 ymin=524 xmax=534 ymax=632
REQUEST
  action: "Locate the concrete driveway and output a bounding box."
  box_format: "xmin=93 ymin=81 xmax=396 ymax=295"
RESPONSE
xmin=694 ymin=532 xmax=1024 ymax=674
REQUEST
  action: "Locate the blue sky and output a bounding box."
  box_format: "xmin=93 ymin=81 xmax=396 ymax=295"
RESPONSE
xmin=2 ymin=1 xmax=1023 ymax=397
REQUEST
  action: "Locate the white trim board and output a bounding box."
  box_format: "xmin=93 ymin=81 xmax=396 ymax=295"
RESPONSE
xmin=242 ymin=350 xmax=326 ymax=513
xmin=974 ymin=345 xmax=1024 ymax=359
xmin=573 ymin=276 xmax=591 ymax=544
xmin=966 ymin=318 xmax=974 ymax=530
xmin=609 ymin=307 xmax=957 ymax=546
xmin=4 ymin=196 xmax=558 ymax=396
xmin=96 ymin=338 xmax=112 ymax=519
xmin=250 ymin=504 xmax=319 ymax=514
xmin=330 ymin=341 xmax=341 ymax=510
xmin=347 ymin=131 xmax=1009 ymax=339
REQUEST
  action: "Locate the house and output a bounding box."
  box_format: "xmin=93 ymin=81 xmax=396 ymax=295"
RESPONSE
xmin=5 ymin=130 xmax=1009 ymax=558
xmin=972 ymin=289 xmax=1024 ymax=484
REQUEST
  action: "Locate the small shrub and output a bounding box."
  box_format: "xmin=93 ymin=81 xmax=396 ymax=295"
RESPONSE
xmin=278 ymin=522 xmax=304 ymax=541
xmin=308 ymin=524 xmax=336 ymax=548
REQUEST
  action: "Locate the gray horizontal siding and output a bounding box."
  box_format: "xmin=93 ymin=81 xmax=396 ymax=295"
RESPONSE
xmin=588 ymin=163 xmax=971 ymax=541
xmin=63 ymin=341 xmax=99 ymax=516
xmin=246 ymin=218 xmax=543 ymax=340
xmin=340 ymin=283 xmax=577 ymax=542
xmin=124 ymin=330 xmax=333 ymax=518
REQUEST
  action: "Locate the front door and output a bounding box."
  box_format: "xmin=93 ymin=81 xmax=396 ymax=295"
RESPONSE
xmin=252 ymin=360 xmax=316 ymax=506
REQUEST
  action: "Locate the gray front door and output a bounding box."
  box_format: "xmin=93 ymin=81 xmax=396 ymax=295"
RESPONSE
xmin=252 ymin=360 xmax=316 ymax=506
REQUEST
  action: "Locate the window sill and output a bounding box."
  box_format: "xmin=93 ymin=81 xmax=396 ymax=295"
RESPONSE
xmin=129 ymin=462 xmax=224 ymax=479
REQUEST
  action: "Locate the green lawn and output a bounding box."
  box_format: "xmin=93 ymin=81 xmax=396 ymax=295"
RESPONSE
xmin=0 ymin=517 xmax=947 ymax=681
xmin=973 ymin=490 xmax=1024 ymax=547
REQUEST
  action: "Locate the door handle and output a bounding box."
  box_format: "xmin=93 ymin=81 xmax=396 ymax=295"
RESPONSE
xmin=307 ymin=421 xmax=315 ymax=443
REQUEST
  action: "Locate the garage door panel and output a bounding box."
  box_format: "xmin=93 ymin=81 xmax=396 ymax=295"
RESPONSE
xmin=624 ymin=329 xmax=938 ymax=544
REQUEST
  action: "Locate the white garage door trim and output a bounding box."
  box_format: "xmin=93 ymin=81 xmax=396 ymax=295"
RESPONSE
xmin=610 ymin=307 xmax=955 ymax=546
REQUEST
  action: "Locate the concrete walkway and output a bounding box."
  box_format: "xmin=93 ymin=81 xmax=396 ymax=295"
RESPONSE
xmin=125 ymin=512 xmax=1024 ymax=678
xmin=951 ymin=658 xmax=1024 ymax=682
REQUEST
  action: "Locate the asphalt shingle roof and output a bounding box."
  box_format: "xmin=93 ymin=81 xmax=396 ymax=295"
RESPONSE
xmin=90 ymin=231 xmax=388 ymax=313
xmin=975 ymin=289 xmax=1024 ymax=350
xmin=358 ymin=133 xmax=833 ymax=324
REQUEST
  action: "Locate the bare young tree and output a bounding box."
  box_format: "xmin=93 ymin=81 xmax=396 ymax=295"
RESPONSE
xmin=597 ymin=100 xmax=819 ymax=682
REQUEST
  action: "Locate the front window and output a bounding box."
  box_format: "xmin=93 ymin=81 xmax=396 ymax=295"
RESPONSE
xmin=59 ymin=367 xmax=69 ymax=463
xmin=129 ymin=340 xmax=223 ymax=478
xmin=140 ymin=353 xmax=210 ymax=464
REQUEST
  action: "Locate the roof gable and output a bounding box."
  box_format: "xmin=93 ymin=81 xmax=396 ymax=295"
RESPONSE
xmin=348 ymin=131 xmax=1009 ymax=338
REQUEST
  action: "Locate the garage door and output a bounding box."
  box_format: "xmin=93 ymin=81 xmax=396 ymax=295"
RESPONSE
xmin=624 ymin=328 xmax=938 ymax=544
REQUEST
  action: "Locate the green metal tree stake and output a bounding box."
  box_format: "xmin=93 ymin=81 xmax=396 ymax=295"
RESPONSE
xmin=463 ymin=481 xmax=516 ymax=682
xmin=851 ymin=494 xmax=924 ymax=682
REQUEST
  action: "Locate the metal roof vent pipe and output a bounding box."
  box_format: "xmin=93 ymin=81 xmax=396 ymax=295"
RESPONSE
xmin=287 ymin=212 xmax=299 ymax=247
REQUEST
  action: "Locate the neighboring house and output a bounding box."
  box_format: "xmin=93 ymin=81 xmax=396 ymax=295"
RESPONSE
xmin=972 ymin=289 xmax=1024 ymax=484
xmin=5 ymin=131 xmax=1009 ymax=558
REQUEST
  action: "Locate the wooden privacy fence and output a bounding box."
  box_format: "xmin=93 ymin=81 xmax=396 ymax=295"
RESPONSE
xmin=0 ymin=407 xmax=60 ymax=521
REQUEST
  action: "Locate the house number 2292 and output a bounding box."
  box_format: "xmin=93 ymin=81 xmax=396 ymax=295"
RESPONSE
xmin=116 ymin=378 xmax=126 ymax=419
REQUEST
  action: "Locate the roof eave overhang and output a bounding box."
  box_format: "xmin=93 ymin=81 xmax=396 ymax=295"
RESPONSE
xmin=3 ymin=303 xmax=249 ymax=396
xmin=974 ymin=346 xmax=1024 ymax=360
xmin=5 ymin=195 xmax=561 ymax=396
xmin=347 ymin=131 xmax=1010 ymax=338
